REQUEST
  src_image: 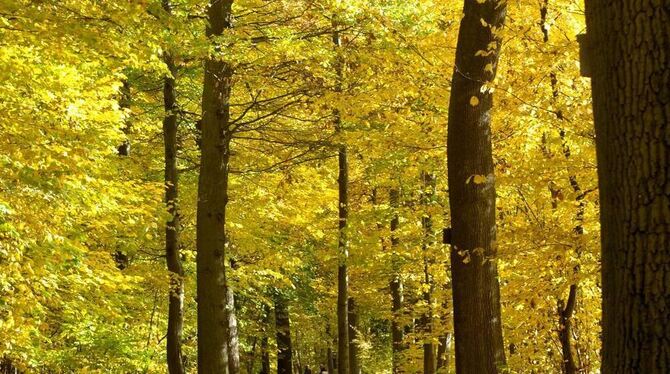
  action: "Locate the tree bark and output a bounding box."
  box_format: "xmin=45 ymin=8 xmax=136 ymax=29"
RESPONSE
xmin=558 ymin=285 xmax=578 ymax=374
xmin=389 ymin=188 xmax=405 ymax=374
xmin=584 ymin=1 xmax=670 ymax=372
xmin=446 ymin=1 xmax=508 ymax=373
xmin=197 ymin=0 xmax=234 ymax=372
xmin=333 ymin=25 xmax=350 ymax=374
xmin=161 ymin=2 xmax=184 ymax=373
xmin=275 ymin=293 xmax=293 ymax=374
xmin=161 ymin=2 xmax=185 ymax=371
xmin=538 ymin=3 xmax=580 ymax=372
xmin=227 ymin=282 xmax=240 ymax=374
xmin=419 ymin=172 xmax=436 ymax=374
xmin=348 ymin=297 xmax=360 ymax=374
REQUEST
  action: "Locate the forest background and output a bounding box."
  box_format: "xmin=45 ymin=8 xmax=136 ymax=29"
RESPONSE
xmin=0 ymin=0 xmax=599 ymax=372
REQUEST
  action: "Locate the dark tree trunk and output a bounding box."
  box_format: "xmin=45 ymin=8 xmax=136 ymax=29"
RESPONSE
xmin=389 ymin=188 xmax=405 ymax=374
xmin=348 ymin=297 xmax=360 ymax=374
xmin=117 ymin=80 xmax=132 ymax=156
xmin=538 ymin=3 xmax=581 ymax=372
xmin=333 ymin=25 xmax=350 ymax=374
xmin=558 ymin=285 xmax=578 ymax=374
xmin=161 ymin=2 xmax=184 ymax=372
xmin=196 ymin=0 xmax=235 ymax=372
xmin=584 ymin=1 xmax=670 ymax=372
xmin=275 ymin=293 xmax=293 ymax=374
xmin=446 ymin=0 xmax=507 ymax=373
xmin=419 ymin=172 xmax=436 ymax=374
xmin=260 ymin=335 xmax=270 ymax=374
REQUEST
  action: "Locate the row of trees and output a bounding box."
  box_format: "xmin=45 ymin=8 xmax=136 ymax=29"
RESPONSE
xmin=0 ymin=0 xmax=667 ymax=372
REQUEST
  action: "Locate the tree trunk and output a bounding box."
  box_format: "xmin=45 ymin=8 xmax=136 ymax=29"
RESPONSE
xmin=558 ymin=285 xmax=578 ymax=374
xmin=584 ymin=1 xmax=670 ymax=372
xmin=389 ymin=188 xmax=405 ymax=374
xmin=260 ymin=335 xmax=270 ymax=374
xmin=446 ymin=1 xmax=508 ymax=373
xmin=275 ymin=293 xmax=293 ymax=374
xmin=228 ymin=283 xmax=241 ymax=374
xmin=117 ymin=80 xmax=132 ymax=156
xmin=333 ymin=25 xmax=350 ymax=374
xmin=196 ymin=0 xmax=234 ymax=372
xmin=161 ymin=2 xmax=184 ymax=371
xmin=538 ymin=3 xmax=581 ymax=372
xmin=419 ymin=172 xmax=436 ymax=374
xmin=348 ymin=297 xmax=360 ymax=374
xmin=436 ymin=333 xmax=452 ymax=371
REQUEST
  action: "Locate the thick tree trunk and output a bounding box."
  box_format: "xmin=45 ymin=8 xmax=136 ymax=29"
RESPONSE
xmin=389 ymin=188 xmax=405 ymax=374
xmin=446 ymin=1 xmax=507 ymax=373
xmin=197 ymin=0 xmax=234 ymax=372
xmin=584 ymin=1 xmax=670 ymax=372
xmin=161 ymin=3 xmax=185 ymax=370
xmin=333 ymin=25 xmax=350 ymax=374
xmin=275 ymin=293 xmax=293 ymax=374
xmin=348 ymin=297 xmax=360 ymax=374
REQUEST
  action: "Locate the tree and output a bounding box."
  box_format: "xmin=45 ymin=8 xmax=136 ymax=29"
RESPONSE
xmin=160 ymin=2 xmax=185 ymax=374
xmin=446 ymin=0 xmax=508 ymax=372
xmin=333 ymin=23 xmax=350 ymax=374
xmin=196 ymin=0 xmax=235 ymax=371
xmin=275 ymin=292 xmax=293 ymax=374
xmin=583 ymin=1 xmax=670 ymax=372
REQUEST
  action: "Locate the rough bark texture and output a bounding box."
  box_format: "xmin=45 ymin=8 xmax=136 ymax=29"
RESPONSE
xmin=196 ymin=0 xmax=234 ymax=372
xmin=161 ymin=5 xmax=185 ymax=370
xmin=275 ymin=293 xmax=293 ymax=374
xmin=389 ymin=188 xmax=405 ymax=374
xmin=348 ymin=297 xmax=360 ymax=374
xmin=333 ymin=25 xmax=350 ymax=374
xmin=584 ymin=1 xmax=670 ymax=372
xmin=446 ymin=0 xmax=507 ymax=373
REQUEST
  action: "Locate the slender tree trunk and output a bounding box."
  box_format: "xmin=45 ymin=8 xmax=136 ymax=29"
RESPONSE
xmin=419 ymin=172 xmax=436 ymax=374
xmin=197 ymin=0 xmax=234 ymax=372
xmin=325 ymin=323 xmax=335 ymax=374
xmin=389 ymin=188 xmax=404 ymax=374
xmin=584 ymin=1 xmax=670 ymax=372
xmin=227 ymin=282 xmax=241 ymax=374
xmin=161 ymin=2 xmax=184 ymax=371
xmin=348 ymin=297 xmax=360 ymax=374
xmin=260 ymin=334 xmax=270 ymax=374
xmin=275 ymin=293 xmax=293 ymax=374
xmin=446 ymin=1 xmax=507 ymax=373
xmin=436 ymin=333 xmax=452 ymax=371
xmin=538 ymin=3 xmax=580 ymax=372
xmin=558 ymin=285 xmax=578 ymax=374
xmin=333 ymin=25 xmax=350 ymax=374
xmin=117 ymin=80 xmax=132 ymax=156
